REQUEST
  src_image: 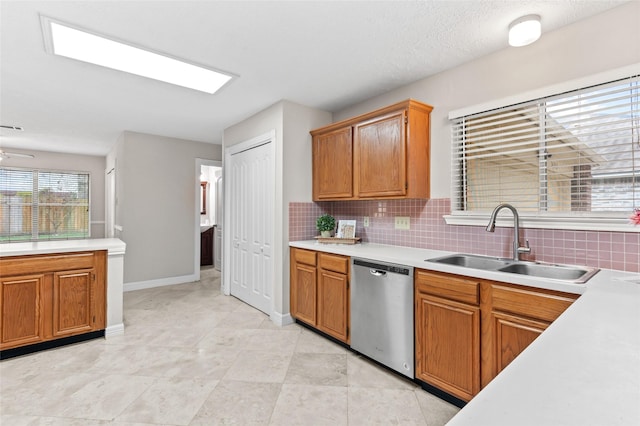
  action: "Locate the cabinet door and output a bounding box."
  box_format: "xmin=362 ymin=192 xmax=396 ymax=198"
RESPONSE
xmin=491 ymin=311 xmax=549 ymax=375
xmin=52 ymin=269 xmax=94 ymax=337
xmin=313 ymin=127 xmax=353 ymax=200
xmin=354 ymin=110 xmax=406 ymax=198
xmin=415 ymin=291 xmax=480 ymax=402
xmin=0 ymin=274 xmax=45 ymax=349
xmin=291 ymin=262 xmax=317 ymax=326
xmin=200 ymin=227 xmax=213 ymax=266
xmin=317 ymin=269 xmax=349 ymax=343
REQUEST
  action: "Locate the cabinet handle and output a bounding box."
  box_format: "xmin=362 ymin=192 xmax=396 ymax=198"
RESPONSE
xmin=370 ymin=269 xmax=386 ymax=277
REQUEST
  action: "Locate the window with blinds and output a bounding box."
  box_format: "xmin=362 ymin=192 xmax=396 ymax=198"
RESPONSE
xmin=0 ymin=167 xmax=90 ymax=242
xmin=451 ymin=76 xmax=639 ymax=218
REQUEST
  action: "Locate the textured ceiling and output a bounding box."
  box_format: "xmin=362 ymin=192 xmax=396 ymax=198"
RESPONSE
xmin=0 ymin=0 xmax=628 ymax=156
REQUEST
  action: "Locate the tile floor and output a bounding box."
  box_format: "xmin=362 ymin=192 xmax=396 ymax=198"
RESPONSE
xmin=0 ymin=267 xmax=460 ymax=425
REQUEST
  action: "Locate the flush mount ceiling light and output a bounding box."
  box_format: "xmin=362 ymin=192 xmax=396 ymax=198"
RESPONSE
xmin=40 ymin=16 xmax=234 ymax=94
xmin=508 ymin=14 xmax=541 ymax=47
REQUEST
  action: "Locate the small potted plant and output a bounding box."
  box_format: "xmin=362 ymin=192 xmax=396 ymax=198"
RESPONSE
xmin=316 ymin=214 xmax=336 ymax=238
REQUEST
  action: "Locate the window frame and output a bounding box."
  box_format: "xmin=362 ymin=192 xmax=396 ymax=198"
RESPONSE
xmin=0 ymin=166 xmax=92 ymax=242
xmin=445 ymin=64 xmax=640 ymax=233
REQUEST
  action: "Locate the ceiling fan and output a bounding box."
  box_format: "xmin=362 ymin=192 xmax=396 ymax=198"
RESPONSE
xmin=0 ymin=150 xmax=35 ymax=160
xmin=0 ymin=125 xmax=35 ymax=160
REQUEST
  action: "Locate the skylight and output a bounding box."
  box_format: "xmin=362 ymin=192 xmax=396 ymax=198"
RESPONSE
xmin=41 ymin=17 xmax=233 ymax=94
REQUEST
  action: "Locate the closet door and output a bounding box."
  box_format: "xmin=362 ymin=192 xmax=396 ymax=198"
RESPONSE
xmin=228 ymin=140 xmax=273 ymax=315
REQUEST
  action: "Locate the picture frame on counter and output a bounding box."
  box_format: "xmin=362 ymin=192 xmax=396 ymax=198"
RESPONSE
xmin=336 ymin=220 xmax=356 ymax=238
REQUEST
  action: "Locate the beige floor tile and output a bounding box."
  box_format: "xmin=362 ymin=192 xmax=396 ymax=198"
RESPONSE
xmin=215 ymin=310 xmax=270 ymax=329
xmin=8 ymin=372 xmax=154 ymax=420
xmin=284 ymin=352 xmax=348 ymax=387
xmin=245 ymin=328 xmax=301 ymax=353
xmin=196 ymin=327 xmax=260 ymax=350
xmin=85 ymin=344 xmax=190 ymax=377
xmin=269 ymin=383 xmax=348 ymax=426
xmin=414 ymin=389 xmax=460 ymax=426
xmin=190 ymin=380 xmax=281 ymax=425
xmin=347 ymin=353 xmax=418 ymax=390
xmin=223 ymin=351 xmax=292 ymax=383
xmin=58 ymin=374 xmax=155 ymax=420
xmin=348 ymin=387 xmax=426 ymax=426
xmin=1 ymin=371 xmax=99 ymax=416
xmin=294 ymin=328 xmax=349 ymax=354
xmin=0 ymin=268 xmax=460 ymax=425
xmin=171 ymin=347 xmax=240 ymax=379
xmin=115 ymin=377 xmax=218 ymax=425
xmin=0 ymin=415 xmax=112 ymax=425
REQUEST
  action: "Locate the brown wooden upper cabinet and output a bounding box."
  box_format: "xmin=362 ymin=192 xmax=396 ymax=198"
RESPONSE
xmin=311 ymin=99 xmax=433 ymax=201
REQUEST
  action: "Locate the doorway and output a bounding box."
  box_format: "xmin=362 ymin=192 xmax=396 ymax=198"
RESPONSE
xmin=195 ymin=159 xmax=221 ymax=282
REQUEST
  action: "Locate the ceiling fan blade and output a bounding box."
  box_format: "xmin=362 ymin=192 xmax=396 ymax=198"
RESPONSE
xmin=0 ymin=151 xmax=35 ymax=159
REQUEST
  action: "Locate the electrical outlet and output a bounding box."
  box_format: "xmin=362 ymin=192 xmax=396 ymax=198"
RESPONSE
xmin=395 ymin=216 xmax=410 ymax=230
xmin=363 ymin=216 xmax=370 ymax=227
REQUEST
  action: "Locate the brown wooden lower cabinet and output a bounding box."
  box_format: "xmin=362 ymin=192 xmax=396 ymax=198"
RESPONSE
xmin=415 ymin=270 xmax=480 ymax=402
xmin=415 ymin=269 xmax=579 ymax=401
xmin=290 ymin=248 xmax=350 ymax=344
xmin=317 ymin=253 xmax=350 ymax=343
xmin=480 ymin=281 xmax=578 ymax=387
xmin=0 ymin=251 xmax=107 ymax=351
xmin=490 ymin=311 xmax=549 ymax=376
xmin=200 ymin=227 xmax=214 ymax=266
xmin=290 ymin=248 xmax=318 ymax=326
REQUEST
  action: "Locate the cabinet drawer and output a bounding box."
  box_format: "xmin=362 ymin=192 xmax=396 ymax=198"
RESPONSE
xmin=415 ymin=270 xmax=479 ymax=305
xmin=0 ymin=251 xmax=99 ymax=277
xmin=491 ymin=284 xmax=578 ymax=322
xmin=318 ymin=253 xmax=349 ymax=274
xmin=294 ymin=249 xmax=317 ymax=266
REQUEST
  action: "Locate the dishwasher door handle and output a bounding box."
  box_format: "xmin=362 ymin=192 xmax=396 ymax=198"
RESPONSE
xmin=370 ymin=269 xmax=387 ymax=277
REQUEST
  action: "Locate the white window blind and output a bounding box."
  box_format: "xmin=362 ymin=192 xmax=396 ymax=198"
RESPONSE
xmin=451 ymin=76 xmax=639 ymax=218
xmin=0 ymin=167 xmax=90 ymax=242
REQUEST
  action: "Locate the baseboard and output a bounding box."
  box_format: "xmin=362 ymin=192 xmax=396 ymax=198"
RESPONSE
xmin=270 ymin=311 xmax=294 ymax=326
xmin=124 ymin=273 xmax=198 ymax=292
xmin=105 ymin=323 xmax=125 ymax=338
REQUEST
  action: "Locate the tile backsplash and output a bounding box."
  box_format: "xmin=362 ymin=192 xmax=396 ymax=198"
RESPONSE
xmin=289 ymin=198 xmax=640 ymax=273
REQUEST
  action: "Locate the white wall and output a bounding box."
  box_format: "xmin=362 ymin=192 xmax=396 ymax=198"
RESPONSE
xmin=108 ymin=131 xmax=221 ymax=286
xmin=333 ymin=2 xmax=640 ymax=199
xmin=223 ymin=100 xmax=331 ymax=321
xmin=1 ymin=149 xmax=106 ymax=238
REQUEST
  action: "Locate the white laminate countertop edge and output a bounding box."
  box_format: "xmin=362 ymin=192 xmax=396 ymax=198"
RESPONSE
xmin=0 ymin=238 xmax=127 ymax=257
xmin=289 ymin=240 xmax=640 ymax=426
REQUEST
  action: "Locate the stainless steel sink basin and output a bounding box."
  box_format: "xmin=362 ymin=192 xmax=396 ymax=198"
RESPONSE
xmin=427 ymin=254 xmax=512 ymax=270
xmin=498 ymin=262 xmax=598 ymax=283
xmin=427 ymin=253 xmax=599 ymax=284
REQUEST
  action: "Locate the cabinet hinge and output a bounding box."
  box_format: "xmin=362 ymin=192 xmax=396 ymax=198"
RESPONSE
xmin=404 ymin=116 xmax=408 ymax=124
xmin=405 ymin=182 xmax=408 ymax=190
xmin=346 ymin=326 xmax=349 ymax=338
xmin=93 ymin=315 xmax=96 ymax=323
xmin=92 ymin=273 xmax=96 ymax=282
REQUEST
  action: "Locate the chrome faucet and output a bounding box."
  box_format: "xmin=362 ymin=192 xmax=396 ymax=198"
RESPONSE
xmin=486 ymin=203 xmax=531 ymax=261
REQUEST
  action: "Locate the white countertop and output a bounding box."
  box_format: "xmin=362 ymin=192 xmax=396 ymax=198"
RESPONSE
xmin=0 ymin=238 xmax=127 ymax=257
xmin=290 ymin=240 xmax=640 ymax=426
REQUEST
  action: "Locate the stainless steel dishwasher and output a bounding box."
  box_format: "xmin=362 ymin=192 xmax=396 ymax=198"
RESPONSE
xmin=351 ymin=258 xmax=414 ymax=378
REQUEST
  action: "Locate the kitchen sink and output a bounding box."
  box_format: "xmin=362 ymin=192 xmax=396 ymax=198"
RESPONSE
xmin=427 ymin=253 xmax=599 ymax=284
xmin=498 ymin=262 xmax=598 ymax=283
xmin=427 ymin=254 xmax=512 ymax=270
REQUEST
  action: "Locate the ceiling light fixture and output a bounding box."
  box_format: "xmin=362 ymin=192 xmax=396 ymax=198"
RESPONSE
xmin=41 ymin=16 xmax=234 ymax=94
xmin=508 ymin=14 xmax=541 ymax=47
